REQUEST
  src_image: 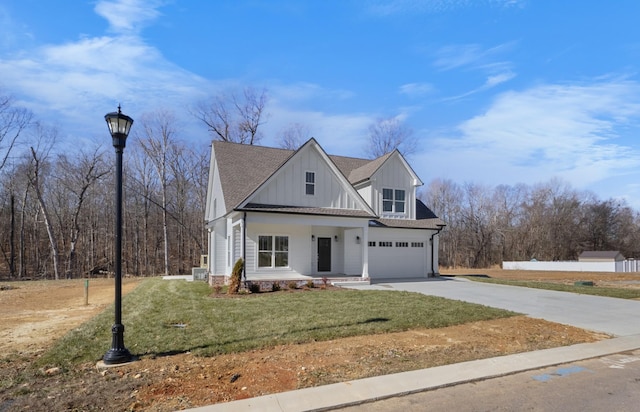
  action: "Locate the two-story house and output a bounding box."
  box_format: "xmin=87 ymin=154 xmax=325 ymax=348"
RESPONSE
xmin=204 ymin=138 xmax=445 ymax=285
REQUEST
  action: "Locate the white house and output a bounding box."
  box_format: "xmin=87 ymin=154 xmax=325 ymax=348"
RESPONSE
xmin=204 ymin=138 xmax=445 ymax=285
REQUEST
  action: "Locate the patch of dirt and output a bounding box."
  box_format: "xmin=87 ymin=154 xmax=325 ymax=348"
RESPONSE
xmin=0 ymin=278 xmax=141 ymax=357
xmin=0 ymin=275 xmax=610 ymax=411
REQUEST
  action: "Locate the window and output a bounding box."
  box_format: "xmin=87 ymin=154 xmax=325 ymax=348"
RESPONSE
xmin=382 ymin=189 xmax=393 ymax=212
xmin=305 ymin=171 xmax=315 ymax=195
xmin=411 ymin=242 xmax=424 ymax=248
xmin=379 ymin=241 xmax=392 ymax=247
xmin=368 ymin=241 xmax=376 ymax=247
xmin=383 ymin=189 xmax=405 ymax=213
xmin=258 ymin=235 xmax=289 ymax=268
xmin=396 ymin=242 xmax=408 ymax=247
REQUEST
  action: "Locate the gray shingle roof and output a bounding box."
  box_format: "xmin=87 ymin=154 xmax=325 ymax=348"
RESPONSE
xmin=213 ymin=140 xmax=444 ymax=227
xmin=214 ymin=141 xmax=292 ymax=211
xmin=371 ymin=218 xmax=445 ymax=230
xmin=214 ymin=140 xmax=391 ymax=210
xmin=343 ymin=151 xmax=394 ymax=185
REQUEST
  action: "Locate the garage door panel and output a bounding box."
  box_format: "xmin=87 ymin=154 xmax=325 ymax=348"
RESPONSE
xmin=368 ymin=241 xmax=426 ymax=278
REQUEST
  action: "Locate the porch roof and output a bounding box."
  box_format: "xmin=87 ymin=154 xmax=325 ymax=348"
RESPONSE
xmin=371 ymin=218 xmax=445 ymax=230
xmin=238 ymin=203 xmax=376 ymax=218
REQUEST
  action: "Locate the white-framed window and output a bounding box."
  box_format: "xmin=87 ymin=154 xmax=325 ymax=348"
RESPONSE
xmin=411 ymin=242 xmax=424 ymax=247
xmin=305 ymin=171 xmax=315 ymax=195
xmin=368 ymin=241 xmax=376 ymax=247
xmin=379 ymin=241 xmax=393 ymax=247
xmin=258 ymin=235 xmax=289 ymax=268
xmin=382 ymin=188 xmax=405 ymax=213
xmin=396 ymin=242 xmax=408 ymax=247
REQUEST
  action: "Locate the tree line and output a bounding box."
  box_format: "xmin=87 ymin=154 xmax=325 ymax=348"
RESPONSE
xmin=422 ymin=178 xmax=640 ymax=268
xmin=0 ymin=111 xmax=209 ymax=280
xmin=3 ymin=86 xmax=639 ymax=279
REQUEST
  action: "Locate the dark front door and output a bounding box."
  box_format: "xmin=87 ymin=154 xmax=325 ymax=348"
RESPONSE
xmin=318 ymin=237 xmax=332 ymax=272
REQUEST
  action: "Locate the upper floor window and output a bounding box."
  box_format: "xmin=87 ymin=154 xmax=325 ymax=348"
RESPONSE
xmin=305 ymin=171 xmax=315 ymax=195
xmin=383 ymin=188 xmax=405 ymax=213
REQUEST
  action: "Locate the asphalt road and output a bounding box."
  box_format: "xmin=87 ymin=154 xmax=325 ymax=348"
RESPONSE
xmin=335 ymin=349 xmax=640 ymax=411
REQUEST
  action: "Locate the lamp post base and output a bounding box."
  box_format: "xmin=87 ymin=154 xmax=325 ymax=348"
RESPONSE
xmin=103 ymin=323 xmax=133 ymax=365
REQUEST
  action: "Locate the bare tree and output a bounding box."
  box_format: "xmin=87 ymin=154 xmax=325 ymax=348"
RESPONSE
xmin=136 ymin=110 xmax=178 ymax=276
xmin=57 ymin=147 xmax=109 ymax=277
xmin=278 ymin=122 xmax=311 ymax=150
xmin=28 ymin=126 xmax=60 ymax=279
xmin=0 ymin=92 xmax=33 ymax=171
xmin=365 ymin=116 xmax=416 ymax=159
xmin=193 ymin=87 xmax=268 ymax=145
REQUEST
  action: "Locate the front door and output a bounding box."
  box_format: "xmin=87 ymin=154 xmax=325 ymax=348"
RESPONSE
xmin=317 ymin=237 xmax=332 ymax=272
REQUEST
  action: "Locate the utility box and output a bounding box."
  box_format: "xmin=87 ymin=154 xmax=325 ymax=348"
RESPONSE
xmin=192 ymin=267 xmax=207 ymax=281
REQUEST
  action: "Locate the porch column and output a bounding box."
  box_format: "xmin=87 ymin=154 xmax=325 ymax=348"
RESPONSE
xmin=361 ymin=224 xmax=369 ymax=278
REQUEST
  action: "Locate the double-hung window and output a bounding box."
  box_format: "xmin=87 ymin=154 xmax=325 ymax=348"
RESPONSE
xmin=382 ymin=188 xmax=405 ymax=213
xmin=258 ymin=235 xmax=289 ymax=268
xmin=305 ymin=171 xmax=315 ymax=195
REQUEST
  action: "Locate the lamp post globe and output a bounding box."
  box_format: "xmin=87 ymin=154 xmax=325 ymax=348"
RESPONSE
xmin=103 ymin=105 xmax=134 ymax=365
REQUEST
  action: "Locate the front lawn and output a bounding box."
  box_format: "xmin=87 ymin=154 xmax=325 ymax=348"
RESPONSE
xmin=463 ymin=276 xmax=640 ymax=299
xmin=38 ymin=278 xmax=518 ymax=369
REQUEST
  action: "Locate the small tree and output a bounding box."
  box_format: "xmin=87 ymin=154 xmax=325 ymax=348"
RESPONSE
xmin=366 ymin=116 xmax=416 ymax=159
xmin=227 ymin=258 xmax=244 ymax=295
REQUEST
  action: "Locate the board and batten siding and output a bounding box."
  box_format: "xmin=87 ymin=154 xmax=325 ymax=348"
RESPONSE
xmin=212 ymin=220 xmax=227 ymax=276
xmin=251 ymin=146 xmax=361 ymax=210
xmin=205 ymin=156 xmax=227 ymax=221
xmin=343 ymin=227 xmax=364 ymax=275
xmin=370 ymin=155 xmax=416 ymax=219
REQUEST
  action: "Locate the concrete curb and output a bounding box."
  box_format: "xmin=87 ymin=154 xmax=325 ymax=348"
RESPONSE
xmin=184 ymin=335 xmax=640 ymax=412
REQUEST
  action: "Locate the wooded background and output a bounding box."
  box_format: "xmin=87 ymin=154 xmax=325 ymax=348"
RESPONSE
xmin=2 ymin=88 xmax=639 ymax=279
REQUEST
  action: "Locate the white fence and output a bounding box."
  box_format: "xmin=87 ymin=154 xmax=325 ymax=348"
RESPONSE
xmin=503 ymin=260 xmax=640 ymax=273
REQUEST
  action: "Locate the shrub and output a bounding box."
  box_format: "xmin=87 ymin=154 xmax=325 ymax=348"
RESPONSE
xmin=287 ymin=281 xmax=298 ymax=290
xmin=228 ymin=258 xmax=243 ymax=295
xmin=271 ymin=282 xmax=281 ymax=292
xmin=306 ymin=280 xmax=315 ymax=289
xmin=213 ymin=284 xmax=222 ymax=294
xmin=248 ymin=282 xmax=261 ymax=293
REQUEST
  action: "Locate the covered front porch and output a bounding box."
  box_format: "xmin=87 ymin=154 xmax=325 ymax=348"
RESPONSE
xmin=208 ymin=210 xmax=373 ymax=286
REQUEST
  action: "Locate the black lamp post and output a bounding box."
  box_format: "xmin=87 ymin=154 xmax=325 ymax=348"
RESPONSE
xmin=103 ymin=105 xmax=134 ymax=365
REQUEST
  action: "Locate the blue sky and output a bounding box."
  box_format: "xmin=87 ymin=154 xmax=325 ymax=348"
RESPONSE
xmin=2 ymin=0 xmax=640 ymax=207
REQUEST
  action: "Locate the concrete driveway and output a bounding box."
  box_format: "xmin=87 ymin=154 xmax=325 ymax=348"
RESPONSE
xmin=347 ymin=277 xmax=640 ymax=337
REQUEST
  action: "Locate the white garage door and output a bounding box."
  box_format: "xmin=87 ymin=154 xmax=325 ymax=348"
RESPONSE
xmin=368 ymin=238 xmax=427 ymax=279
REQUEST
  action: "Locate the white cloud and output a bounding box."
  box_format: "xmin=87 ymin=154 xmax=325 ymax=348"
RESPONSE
xmin=434 ymin=42 xmax=516 ymax=72
xmin=263 ymin=84 xmax=373 ymax=155
xmin=0 ymin=0 xmax=210 ymax=142
xmin=399 ymin=82 xmax=434 ymax=97
xmin=434 ymin=42 xmax=517 ymax=99
xmin=94 ymin=0 xmax=163 ymax=34
xmin=420 ymin=79 xmax=640 ymax=190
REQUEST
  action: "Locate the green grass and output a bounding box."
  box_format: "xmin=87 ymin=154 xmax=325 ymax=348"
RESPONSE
xmin=37 ymin=278 xmax=518 ymax=369
xmin=464 ymin=277 xmax=640 ymax=299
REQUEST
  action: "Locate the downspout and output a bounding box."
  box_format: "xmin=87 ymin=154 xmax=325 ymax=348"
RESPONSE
xmin=430 ymin=224 xmax=445 ymax=277
xmin=242 ymin=212 xmax=247 ymax=285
